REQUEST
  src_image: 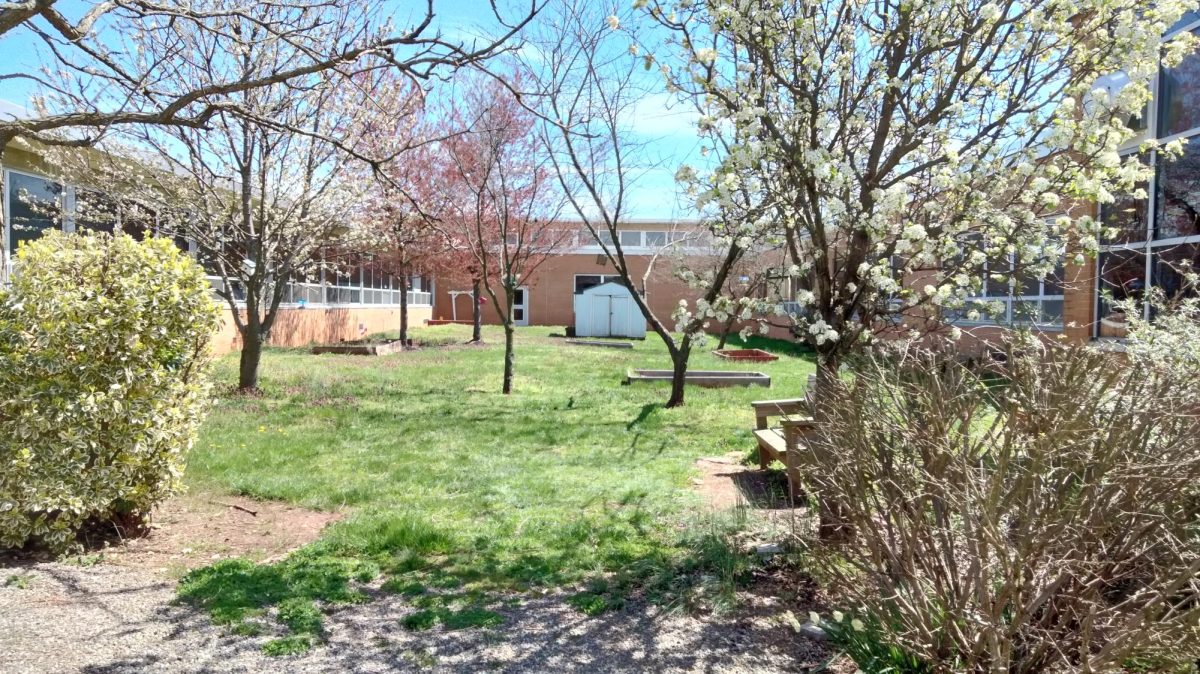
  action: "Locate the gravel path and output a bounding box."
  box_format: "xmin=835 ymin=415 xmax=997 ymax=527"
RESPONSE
xmin=0 ymin=562 xmax=832 ymax=673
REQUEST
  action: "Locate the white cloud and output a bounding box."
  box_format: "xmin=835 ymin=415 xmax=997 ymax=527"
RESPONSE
xmin=624 ymin=92 xmax=700 ymax=139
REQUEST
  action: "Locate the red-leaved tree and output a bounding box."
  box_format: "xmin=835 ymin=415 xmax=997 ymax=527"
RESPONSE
xmin=440 ymin=73 xmax=568 ymax=394
xmin=351 ymin=71 xmax=451 ymax=345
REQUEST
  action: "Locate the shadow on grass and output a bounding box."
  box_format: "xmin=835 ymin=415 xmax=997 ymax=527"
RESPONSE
xmin=177 ymin=506 xmax=759 ymax=655
xmin=626 ymin=403 xmax=660 ymax=431
xmin=718 ymin=333 xmax=817 ymax=360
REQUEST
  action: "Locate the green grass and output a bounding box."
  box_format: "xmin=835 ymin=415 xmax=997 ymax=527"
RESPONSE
xmin=181 ymin=324 xmax=816 ymax=652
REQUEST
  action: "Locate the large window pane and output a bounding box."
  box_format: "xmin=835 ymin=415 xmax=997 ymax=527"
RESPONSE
xmin=1044 ymin=257 xmax=1066 ymax=295
xmin=1100 ymin=183 xmax=1149 ymax=244
xmin=1015 ymin=262 xmax=1040 ymax=297
xmin=574 ymin=275 xmax=602 ymax=294
xmin=75 ymin=190 xmax=119 ymax=235
xmin=7 ymin=173 xmax=62 ymax=252
xmin=1151 ymin=243 xmax=1200 ymax=303
xmin=1012 ymin=300 xmax=1039 ymax=323
xmin=985 ymin=257 xmax=1012 ymax=297
xmin=1158 ymin=29 xmax=1200 ymax=138
xmin=1040 ymin=299 xmax=1064 ymax=325
xmin=1155 ymin=142 xmax=1200 ymax=239
xmin=619 ymin=230 xmax=642 ymax=246
xmin=121 ymin=201 xmax=156 ymax=241
xmin=1096 ymin=250 xmax=1147 ymax=338
xmin=644 ymin=231 xmax=667 ymax=246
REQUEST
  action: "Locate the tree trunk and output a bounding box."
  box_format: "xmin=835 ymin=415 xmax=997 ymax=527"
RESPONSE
xmin=717 ymin=315 xmax=736 ymax=350
xmin=502 ymin=321 xmax=515 ymax=395
xmin=811 ymin=350 xmax=852 ymax=541
xmin=470 ymin=279 xmax=483 ymax=343
xmin=397 ymin=271 xmax=409 ymax=346
xmin=665 ymin=339 xmax=692 ymax=408
xmin=238 ymin=323 xmax=264 ymax=392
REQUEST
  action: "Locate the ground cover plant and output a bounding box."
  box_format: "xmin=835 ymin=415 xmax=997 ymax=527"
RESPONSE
xmin=180 ymin=325 xmax=814 ymax=653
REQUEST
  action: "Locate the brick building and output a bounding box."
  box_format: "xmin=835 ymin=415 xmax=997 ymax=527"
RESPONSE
xmin=430 ymin=219 xmax=743 ymax=331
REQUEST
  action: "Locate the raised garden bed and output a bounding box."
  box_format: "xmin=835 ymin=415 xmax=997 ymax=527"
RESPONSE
xmin=424 ymin=319 xmax=475 ymax=326
xmin=566 ymin=339 xmax=634 ymax=349
xmin=311 ymin=339 xmax=407 ymax=356
xmin=624 ymin=369 xmax=771 ymax=388
xmin=712 ymin=348 xmax=779 ymax=362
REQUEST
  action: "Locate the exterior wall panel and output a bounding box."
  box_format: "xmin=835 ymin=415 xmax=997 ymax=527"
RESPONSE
xmin=212 ymin=305 xmax=432 ymax=355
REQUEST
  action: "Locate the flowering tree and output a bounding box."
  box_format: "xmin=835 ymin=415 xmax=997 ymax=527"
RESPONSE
xmin=351 ymin=71 xmax=449 ymax=346
xmin=641 ymin=0 xmax=1199 ymax=394
xmin=441 ymin=73 xmax=568 ymax=394
xmin=523 ymin=1 xmax=762 ymax=407
xmin=0 ymin=0 xmax=538 ymax=248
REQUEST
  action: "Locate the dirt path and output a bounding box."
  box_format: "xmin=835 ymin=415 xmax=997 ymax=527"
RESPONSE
xmin=1 ymin=478 xmax=837 ymax=673
xmin=0 ymin=560 xmax=833 ymax=673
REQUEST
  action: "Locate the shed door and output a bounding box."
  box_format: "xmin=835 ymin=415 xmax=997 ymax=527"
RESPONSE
xmin=608 ymin=294 xmax=631 ymax=337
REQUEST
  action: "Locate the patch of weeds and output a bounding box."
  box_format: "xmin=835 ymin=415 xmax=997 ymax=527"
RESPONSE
xmin=566 ymin=591 xmax=612 ymax=616
xmin=400 ymin=609 xmax=440 ymax=631
xmin=441 ymin=607 xmax=503 ymax=630
xmin=177 ymin=547 xmax=379 ymax=645
xmin=819 ymin=610 xmax=931 ymax=674
xmin=261 ymin=635 xmax=312 ymax=657
xmin=4 ymin=574 xmax=30 ymax=589
xmin=380 ymin=578 xmax=426 ymax=596
xmin=230 ymin=620 xmax=268 ymax=637
xmin=398 ymin=592 xmax=504 ymax=631
xmin=567 ymin=510 xmax=757 ymax=617
xmin=276 ymin=597 xmax=323 ymax=635
xmin=63 ymin=553 xmax=104 ymax=567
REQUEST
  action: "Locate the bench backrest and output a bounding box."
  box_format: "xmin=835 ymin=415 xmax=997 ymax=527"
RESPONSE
xmin=751 ymin=398 xmax=808 ymax=429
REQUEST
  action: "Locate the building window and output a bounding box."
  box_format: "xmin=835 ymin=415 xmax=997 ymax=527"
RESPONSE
xmin=574 ymin=274 xmax=621 ymax=294
xmin=619 ymin=230 xmax=642 ymax=246
xmin=1154 ymin=141 xmax=1200 ymax=240
xmin=1096 ymin=23 xmax=1200 ymax=337
xmin=644 ymin=231 xmax=667 ymax=246
xmin=75 ymin=190 xmax=121 ymax=235
xmin=5 ymin=170 xmax=62 ymax=253
xmin=1157 ymin=27 xmax=1200 ymax=140
xmin=955 ymin=248 xmax=1065 ymax=328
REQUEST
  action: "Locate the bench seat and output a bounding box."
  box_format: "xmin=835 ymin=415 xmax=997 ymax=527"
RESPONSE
xmin=751 ymin=397 xmax=818 ymax=502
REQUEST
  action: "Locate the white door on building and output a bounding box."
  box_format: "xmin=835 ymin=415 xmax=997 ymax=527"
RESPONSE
xmin=512 ymin=287 xmax=530 ymax=326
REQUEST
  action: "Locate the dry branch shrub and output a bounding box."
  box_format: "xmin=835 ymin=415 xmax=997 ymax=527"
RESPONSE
xmin=0 ymin=232 xmax=220 ymax=550
xmin=804 ymin=339 xmax=1200 ymax=672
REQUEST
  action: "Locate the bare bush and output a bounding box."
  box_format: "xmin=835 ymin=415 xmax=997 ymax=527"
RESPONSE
xmin=803 ymin=339 xmax=1200 ymax=672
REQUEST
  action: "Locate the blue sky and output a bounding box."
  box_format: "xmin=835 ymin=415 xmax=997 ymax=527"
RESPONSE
xmin=0 ymin=0 xmax=702 ymax=220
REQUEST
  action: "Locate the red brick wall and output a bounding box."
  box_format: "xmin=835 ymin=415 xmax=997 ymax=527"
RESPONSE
xmin=431 ymin=253 xmax=698 ymax=330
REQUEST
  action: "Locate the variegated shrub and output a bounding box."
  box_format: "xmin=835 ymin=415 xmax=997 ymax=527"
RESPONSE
xmin=0 ymin=231 xmax=220 ymax=550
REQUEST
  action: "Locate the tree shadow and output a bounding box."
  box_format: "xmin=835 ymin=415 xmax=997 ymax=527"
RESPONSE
xmin=625 ymin=403 xmax=659 ymax=431
xmin=720 ymin=332 xmax=817 ymax=361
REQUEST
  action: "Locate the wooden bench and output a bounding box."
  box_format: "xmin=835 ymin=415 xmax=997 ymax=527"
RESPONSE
xmin=751 ymin=398 xmax=818 ymax=502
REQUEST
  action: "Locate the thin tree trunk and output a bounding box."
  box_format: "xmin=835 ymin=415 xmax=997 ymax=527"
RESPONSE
xmin=717 ymin=315 xmax=736 ymax=350
xmin=397 ymin=271 xmax=409 ymax=346
xmin=470 ymin=278 xmax=483 ymax=343
xmin=665 ymin=338 xmax=692 ymax=408
xmin=238 ymin=321 xmax=264 ymax=392
xmin=502 ymin=321 xmax=515 ymax=395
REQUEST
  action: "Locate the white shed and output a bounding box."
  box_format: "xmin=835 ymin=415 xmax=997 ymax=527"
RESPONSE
xmin=573 ymin=281 xmax=646 ymax=338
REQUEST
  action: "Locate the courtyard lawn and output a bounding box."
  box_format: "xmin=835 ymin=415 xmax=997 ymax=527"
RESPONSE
xmin=179 ymin=325 xmax=815 ymax=650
